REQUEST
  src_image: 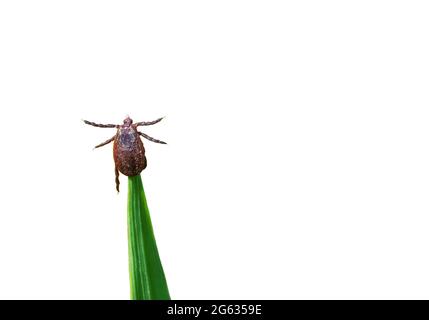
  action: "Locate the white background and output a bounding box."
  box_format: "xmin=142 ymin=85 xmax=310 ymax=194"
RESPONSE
xmin=0 ymin=1 xmax=429 ymax=300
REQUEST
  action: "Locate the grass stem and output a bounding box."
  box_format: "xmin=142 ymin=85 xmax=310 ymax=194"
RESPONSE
xmin=127 ymin=175 xmax=170 ymax=300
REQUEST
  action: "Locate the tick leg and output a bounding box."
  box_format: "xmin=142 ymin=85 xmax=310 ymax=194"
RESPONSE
xmin=135 ymin=117 xmax=164 ymax=127
xmin=94 ymin=136 xmax=115 ymax=149
xmin=138 ymin=131 xmax=167 ymax=144
xmin=115 ymin=166 xmax=120 ymax=193
xmin=83 ymin=120 xmax=119 ymax=128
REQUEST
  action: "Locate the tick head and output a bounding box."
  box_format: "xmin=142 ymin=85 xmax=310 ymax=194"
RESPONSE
xmin=123 ymin=116 xmax=133 ymax=127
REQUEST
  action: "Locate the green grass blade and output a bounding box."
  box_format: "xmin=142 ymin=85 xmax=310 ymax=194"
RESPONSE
xmin=127 ymin=175 xmax=170 ymax=300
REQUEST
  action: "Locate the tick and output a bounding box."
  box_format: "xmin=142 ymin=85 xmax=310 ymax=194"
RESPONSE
xmin=83 ymin=116 xmax=166 ymax=192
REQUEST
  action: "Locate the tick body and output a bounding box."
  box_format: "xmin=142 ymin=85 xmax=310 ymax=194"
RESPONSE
xmin=83 ymin=116 xmax=166 ymax=192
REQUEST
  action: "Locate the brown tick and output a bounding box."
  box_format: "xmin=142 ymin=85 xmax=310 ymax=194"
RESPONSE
xmin=83 ymin=116 xmax=166 ymax=192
